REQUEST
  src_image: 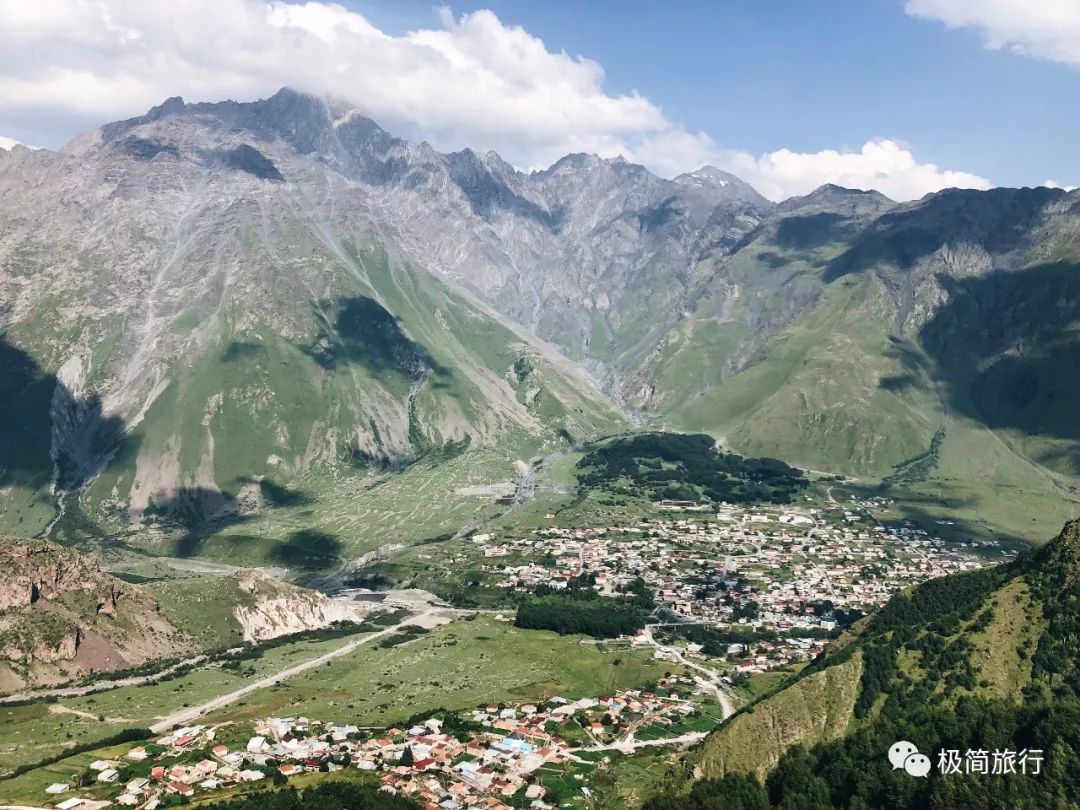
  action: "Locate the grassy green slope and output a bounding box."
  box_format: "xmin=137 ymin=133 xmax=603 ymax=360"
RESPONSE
xmin=44 ymin=227 xmax=625 ymax=563
xmin=645 ymin=192 xmax=1080 ymax=543
xmin=668 ymin=272 xmax=941 ymax=476
xmin=678 ymin=519 xmax=1080 ymax=808
xmin=693 ymin=651 xmax=863 ymax=782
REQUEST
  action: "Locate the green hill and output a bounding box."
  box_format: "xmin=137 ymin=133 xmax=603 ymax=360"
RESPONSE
xmin=650 ymin=519 xmax=1080 ymax=809
xmin=636 ymin=187 xmax=1080 ymax=543
xmin=0 ymin=242 xmax=624 ymax=563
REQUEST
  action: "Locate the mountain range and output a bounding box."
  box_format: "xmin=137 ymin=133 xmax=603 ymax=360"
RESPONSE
xmin=2 ymin=88 xmax=1080 ymax=550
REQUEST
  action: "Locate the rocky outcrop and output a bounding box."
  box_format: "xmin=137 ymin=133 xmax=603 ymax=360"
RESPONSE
xmin=0 ymin=537 xmax=191 ymax=687
xmin=0 ymin=541 xmax=100 ymax=610
xmin=31 ymin=626 xmax=81 ymax=663
xmin=230 ymin=570 xmax=360 ymax=642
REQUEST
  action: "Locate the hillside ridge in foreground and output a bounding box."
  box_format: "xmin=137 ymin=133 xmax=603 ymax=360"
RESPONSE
xmin=660 ymin=519 xmax=1080 ymax=809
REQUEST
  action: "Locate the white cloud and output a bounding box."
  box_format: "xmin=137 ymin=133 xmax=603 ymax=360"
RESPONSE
xmin=0 ymin=1 xmax=660 ymax=169
xmin=0 ymin=135 xmax=22 ymax=150
xmin=634 ymin=133 xmax=990 ymax=201
xmin=905 ymin=0 xmax=1080 ymax=67
xmin=0 ymin=0 xmax=989 ymax=200
xmin=1043 ymin=179 xmax=1078 ymax=191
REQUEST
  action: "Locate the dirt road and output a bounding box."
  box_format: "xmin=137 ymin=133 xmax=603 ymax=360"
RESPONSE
xmin=572 ymin=731 xmax=708 ymax=753
xmin=148 ymin=609 xmax=438 ymax=733
xmin=0 ymin=655 xmax=210 ymax=704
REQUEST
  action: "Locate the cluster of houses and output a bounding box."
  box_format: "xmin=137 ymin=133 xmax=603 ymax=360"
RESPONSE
xmin=474 ymin=501 xmax=1000 ymax=674
xmin=43 ymin=725 xmax=273 ymax=810
xmin=44 ymin=685 xmax=707 ymax=810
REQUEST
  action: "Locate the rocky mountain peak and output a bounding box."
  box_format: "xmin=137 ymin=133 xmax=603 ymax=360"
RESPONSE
xmin=245 ymin=87 xmax=336 ymax=154
xmin=146 ymin=95 xmax=187 ymax=120
xmin=776 ymin=183 xmax=896 ymax=217
xmin=675 ymin=165 xmax=772 ymax=209
xmin=99 ymin=94 xmax=189 ymax=143
xmin=537 ymin=152 xmax=606 ymax=175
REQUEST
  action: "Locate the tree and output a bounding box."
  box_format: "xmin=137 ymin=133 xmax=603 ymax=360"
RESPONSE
xmin=401 ymin=745 xmax=415 ymax=767
xmin=642 ymin=774 xmax=769 ymax=810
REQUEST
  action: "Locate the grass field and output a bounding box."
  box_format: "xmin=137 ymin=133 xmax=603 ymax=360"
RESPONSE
xmin=733 ymin=667 xmax=803 ymax=704
xmin=0 ymin=631 xmax=362 ymax=775
xmin=198 ymin=616 xmax=682 ymax=727
xmin=877 ymin=413 xmax=1080 ymax=544
xmin=0 ymin=739 xmax=141 ymax=806
xmin=0 ymin=615 xmax=682 ymax=802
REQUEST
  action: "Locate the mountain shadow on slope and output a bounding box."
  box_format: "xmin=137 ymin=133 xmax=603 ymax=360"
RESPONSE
xmin=220 ymin=340 xmax=264 ymax=363
xmin=444 ymin=149 xmax=557 ymax=228
xmin=271 ymin=529 xmax=344 ymax=570
xmin=144 ymin=487 xmax=250 ymax=557
xmin=255 ymin=477 xmax=312 ymax=507
xmin=877 ymin=334 xmax=935 ymax=395
xmin=0 ymin=334 xmax=133 ymax=496
xmin=773 ymin=212 xmax=848 ymax=250
xmin=304 ymin=296 xmax=451 ymax=387
xmin=0 ymin=334 xmax=56 ymax=493
xmin=214 ymin=144 xmax=284 ymax=181
xmin=824 ymin=186 xmax=1065 ymax=282
xmin=919 ymin=261 xmax=1080 ymax=473
xmin=119 ymin=136 xmax=180 ymax=161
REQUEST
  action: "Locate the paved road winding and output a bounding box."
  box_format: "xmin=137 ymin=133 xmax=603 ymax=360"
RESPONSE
xmin=643 ymin=629 xmax=737 ymax=719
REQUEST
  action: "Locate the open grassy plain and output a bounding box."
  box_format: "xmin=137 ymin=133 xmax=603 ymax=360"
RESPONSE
xmin=0 ymin=615 xmax=680 ymax=802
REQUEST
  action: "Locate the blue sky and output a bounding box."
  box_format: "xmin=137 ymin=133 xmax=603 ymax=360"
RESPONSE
xmin=0 ymin=0 xmax=1075 ymax=199
xmin=352 ymin=0 xmax=1077 ymax=191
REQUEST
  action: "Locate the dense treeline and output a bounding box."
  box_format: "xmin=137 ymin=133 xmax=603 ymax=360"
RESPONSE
xmin=806 ymin=563 xmax=1016 ymax=719
xmin=644 ymin=774 xmax=769 ymax=810
xmin=649 ymin=696 xmax=1080 ymax=809
xmin=1026 ymin=529 xmax=1080 ymax=699
xmin=774 ymin=696 xmax=1079 ymax=809
xmin=576 ymin=432 xmax=806 ymax=505
xmin=856 ymin=564 xmax=1012 ymax=642
xmin=515 ymin=590 xmax=649 ymax=638
xmin=199 ymin=781 xmax=419 ymax=809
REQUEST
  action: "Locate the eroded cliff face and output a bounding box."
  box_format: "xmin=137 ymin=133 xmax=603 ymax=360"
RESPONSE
xmin=0 ymin=541 xmax=101 ymax=610
xmin=229 ymin=570 xmax=361 ymax=642
xmin=0 ymin=538 xmax=190 ymax=688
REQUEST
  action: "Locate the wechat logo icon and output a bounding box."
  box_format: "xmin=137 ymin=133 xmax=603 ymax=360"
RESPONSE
xmin=889 ymin=741 xmax=931 ymax=777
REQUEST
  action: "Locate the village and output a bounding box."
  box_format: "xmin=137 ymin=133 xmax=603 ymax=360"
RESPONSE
xmin=38 ymin=679 xmax=718 ymax=810
xmin=26 ymin=499 xmax=1015 ymax=810
xmin=477 ymin=497 xmax=1009 ymax=675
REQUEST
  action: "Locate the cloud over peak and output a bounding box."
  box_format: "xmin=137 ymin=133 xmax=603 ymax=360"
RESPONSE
xmin=0 ymin=0 xmax=990 ymax=200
